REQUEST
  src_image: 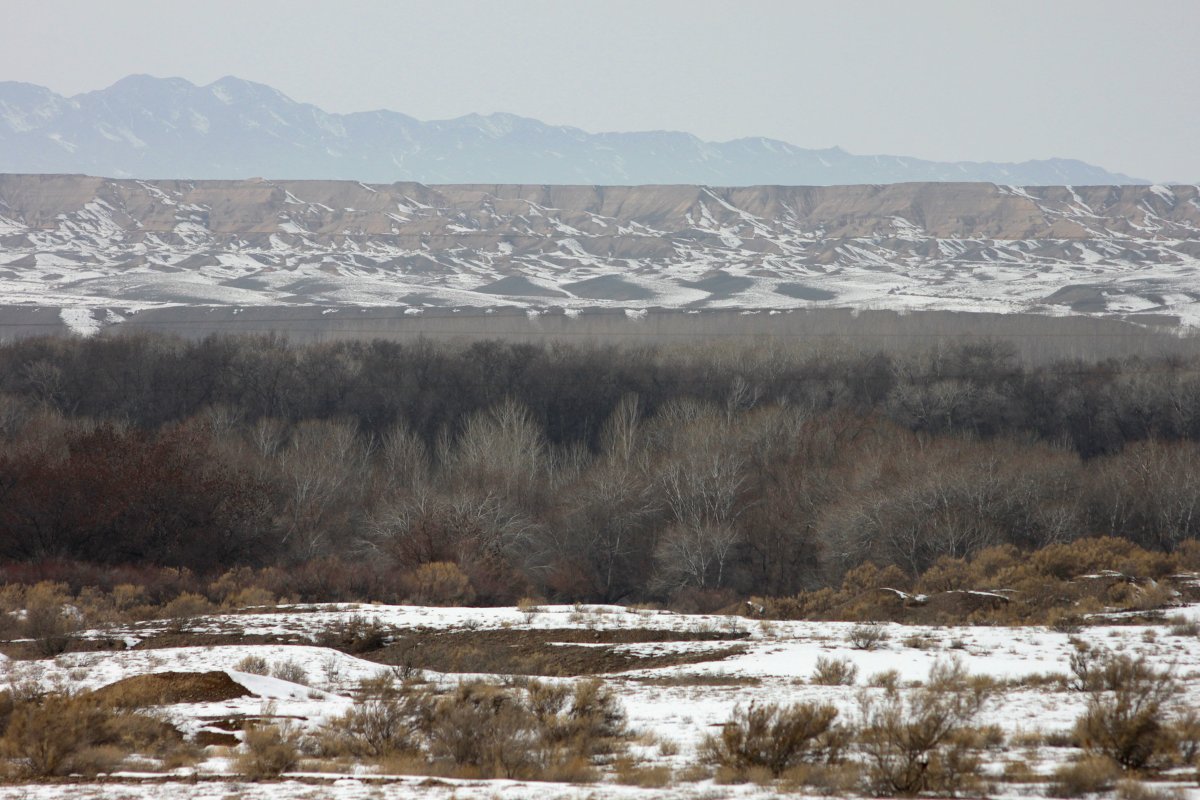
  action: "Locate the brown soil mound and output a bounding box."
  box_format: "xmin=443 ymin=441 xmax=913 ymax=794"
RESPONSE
xmin=88 ymin=670 xmax=251 ymax=707
xmin=922 ymin=590 xmax=1012 ymax=617
xmin=834 ymin=588 xmax=1013 ymax=625
xmin=367 ymin=627 xmax=747 ymax=676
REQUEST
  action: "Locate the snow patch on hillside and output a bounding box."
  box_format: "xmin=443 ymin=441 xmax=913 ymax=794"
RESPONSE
xmin=59 ymin=307 xmax=101 ymax=336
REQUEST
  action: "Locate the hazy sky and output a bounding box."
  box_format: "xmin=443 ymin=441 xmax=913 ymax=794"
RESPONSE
xmin=3 ymin=0 xmax=1197 ymax=181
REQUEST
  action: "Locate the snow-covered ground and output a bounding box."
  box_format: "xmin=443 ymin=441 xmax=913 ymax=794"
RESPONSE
xmin=4 ymin=602 xmax=1200 ymax=797
xmin=0 ymin=776 xmax=832 ymax=800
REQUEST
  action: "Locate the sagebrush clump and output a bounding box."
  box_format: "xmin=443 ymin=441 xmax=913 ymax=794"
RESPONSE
xmin=0 ymin=691 xmax=186 ymax=778
xmin=1072 ymin=645 xmax=1187 ymax=771
xmin=856 ymin=659 xmax=994 ymax=796
xmin=237 ymin=723 xmax=300 ymax=779
xmin=315 ymin=676 xmax=628 ymax=781
xmin=701 ymin=701 xmax=845 ymax=779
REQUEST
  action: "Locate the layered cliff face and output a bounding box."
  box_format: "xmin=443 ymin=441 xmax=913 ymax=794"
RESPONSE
xmin=1 ymin=175 xmax=1199 ymax=326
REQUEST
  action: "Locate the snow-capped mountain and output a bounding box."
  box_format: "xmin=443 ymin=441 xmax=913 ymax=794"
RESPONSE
xmin=0 ymin=75 xmax=1146 ymax=186
xmin=1 ymin=175 xmax=1199 ymax=332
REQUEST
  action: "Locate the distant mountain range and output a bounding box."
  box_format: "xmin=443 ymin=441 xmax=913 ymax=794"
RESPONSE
xmin=0 ymin=75 xmax=1148 ymax=186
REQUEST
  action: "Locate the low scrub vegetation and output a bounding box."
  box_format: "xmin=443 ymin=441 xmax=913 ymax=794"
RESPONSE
xmin=699 ymin=660 xmax=1000 ymax=795
xmin=856 ymin=660 xmax=995 ymax=796
xmin=757 ymin=537 xmax=1200 ymax=625
xmin=0 ymin=690 xmax=190 ymax=778
xmin=320 ymin=676 xmax=428 ymax=758
xmin=700 ymin=701 xmax=845 ymax=779
xmin=1050 ymin=756 xmax=1122 ymax=798
xmin=2 ymin=535 xmax=1194 ymax=662
xmin=314 ymin=675 xmax=627 ymax=781
xmin=848 ymin=623 xmax=890 ymax=650
xmin=237 ymin=723 xmax=300 ymax=779
xmin=1072 ymin=644 xmax=1195 ymax=771
xmin=811 ymin=655 xmax=858 ymax=686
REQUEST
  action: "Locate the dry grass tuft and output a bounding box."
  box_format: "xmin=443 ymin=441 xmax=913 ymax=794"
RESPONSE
xmin=613 ymin=756 xmax=674 ymax=787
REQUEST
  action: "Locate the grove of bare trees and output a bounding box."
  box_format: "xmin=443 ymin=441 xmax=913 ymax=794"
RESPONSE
xmin=2 ymin=332 xmax=1200 ymax=605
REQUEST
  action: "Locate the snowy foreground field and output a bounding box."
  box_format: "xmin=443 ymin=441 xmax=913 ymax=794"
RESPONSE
xmin=4 ymin=602 xmax=1200 ymax=799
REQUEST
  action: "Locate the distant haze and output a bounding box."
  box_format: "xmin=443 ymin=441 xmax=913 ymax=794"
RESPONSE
xmin=0 ymin=75 xmax=1145 ymax=185
xmin=1 ymin=0 xmax=1197 ymax=183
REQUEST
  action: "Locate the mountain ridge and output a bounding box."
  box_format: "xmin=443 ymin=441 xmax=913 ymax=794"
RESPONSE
xmin=0 ymin=75 xmax=1147 ymax=186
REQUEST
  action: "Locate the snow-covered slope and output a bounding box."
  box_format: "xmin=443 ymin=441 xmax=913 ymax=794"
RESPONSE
xmin=1 ymin=175 xmax=1199 ymax=325
xmin=4 ymin=602 xmax=1200 ymax=798
xmin=0 ymin=75 xmax=1146 ymax=185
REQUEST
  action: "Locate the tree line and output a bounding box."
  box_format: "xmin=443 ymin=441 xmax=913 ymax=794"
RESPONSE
xmin=2 ymin=332 xmax=1200 ymax=605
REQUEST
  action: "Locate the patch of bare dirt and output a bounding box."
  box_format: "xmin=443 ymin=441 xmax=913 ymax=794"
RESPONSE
xmin=131 ymin=631 xmax=307 ymax=649
xmin=194 ymin=730 xmax=239 ymax=747
xmin=0 ymin=631 xmax=307 ymax=660
xmin=366 ymin=627 xmax=748 ymax=676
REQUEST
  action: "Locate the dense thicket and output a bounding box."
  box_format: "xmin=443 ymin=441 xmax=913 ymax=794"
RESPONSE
xmin=2 ymin=333 xmax=1200 ymax=604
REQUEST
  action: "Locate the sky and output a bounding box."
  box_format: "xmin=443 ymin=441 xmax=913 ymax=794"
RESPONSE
xmin=2 ymin=0 xmax=1197 ymax=182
